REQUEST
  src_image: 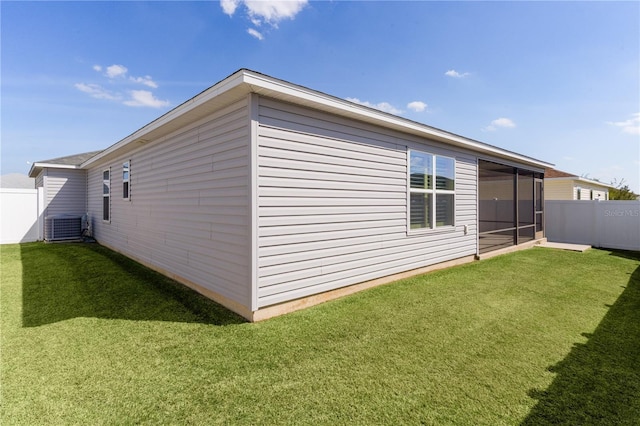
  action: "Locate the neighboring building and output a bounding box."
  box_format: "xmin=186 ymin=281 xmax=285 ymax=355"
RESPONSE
xmin=28 ymin=69 xmax=552 ymax=321
xmin=0 ymin=173 xmax=35 ymax=189
xmin=545 ymin=169 xmax=614 ymax=201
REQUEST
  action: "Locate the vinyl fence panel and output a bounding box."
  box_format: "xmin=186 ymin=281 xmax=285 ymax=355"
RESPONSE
xmin=545 ymin=200 xmax=640 ymax=251
xmin=0 ymin=188 xmax=42 ymax=244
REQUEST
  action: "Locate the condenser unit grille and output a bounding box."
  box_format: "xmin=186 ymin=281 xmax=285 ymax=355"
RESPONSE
xmin=45 ymin=215 xmax=82 ymax=242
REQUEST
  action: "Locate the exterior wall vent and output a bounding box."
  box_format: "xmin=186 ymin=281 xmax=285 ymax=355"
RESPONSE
xmin=44 ymin=215 xmax=82 ymax=242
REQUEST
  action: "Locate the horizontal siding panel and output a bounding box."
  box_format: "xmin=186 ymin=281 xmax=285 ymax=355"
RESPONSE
xmin=259 ymin=126 xmax=405 ymax=162
xmin=258 ymin=250 xmax=476 ymax=307
xmin=259 ymin=225 xmax=407 ymax=247
xmin=260 ymin=236 xmax=474 ymax=280
xmin=256 ymin=97 xmax=479 ymax=308
xmin=259 ymin=177 xmax=405 ymax=192
xmin=44 ymin=169 xmax=87 ymax=217
xmin=259 ymin=100 xmax=407 ymax=152
xmin=259 ymin=212 xmax=402 ymax=227
xmin=259 ymin=219 xmax=407 ymax=238
xmin=260 ymin=145 xmax=405 ymax=175
xmin=259 ymin=197 xmax=405 ymax=207
xmin=260 ymin=233 xmax=399 ymax=258
xmin=259 ymin=243 xmax=476 ymax=301
xmin=260 ymin=205 xmax=405 ymax=217
xmin=259 ymin=157 xmax=403 ymax=180
xmin=260 ymin=239 xmax=474 ymax=288
xmin=86 ymin=98 xmax=251 ymax=308
xmin=260 ymin=166 xmax=405 ymax=186
xmin=259 ymin=187 xmax=406 ymax=199
xmin=145 ymin=129 xmax=248 ymax=171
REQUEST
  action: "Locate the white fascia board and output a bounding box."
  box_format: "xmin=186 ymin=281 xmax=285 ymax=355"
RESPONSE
xmin=28 ymin=162 xmax=79 ymax=178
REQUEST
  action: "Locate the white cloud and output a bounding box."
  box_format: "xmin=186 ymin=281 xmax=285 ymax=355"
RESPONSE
xmin=105 ymin=64 xmax=128 ymax=79
xmin=247 ymin=28 xmax=264 ymax=40
xmin=607 ymin=112 xmax=640 ymax=135
xmin=221 ymin=0 xmax=239 ymax=15
xmin=80 ymin=64 xmax=166 ymax=107
xmin=445 ymin=69 xmax=470 ymax=79
xmin=221 ymin=0 xmax=308 ymax=36
xmin=483 ymin=117 xmax=516 ymax=132
xmin=244 ymin=0 xmax=308 ymax=26
xmin=346 ymin=97 xmax=403 ymax=115
xmin=130 ymin=75 xmax=158 ymax=88
xmin=96 ymin=64 xmax=158 ymax=87
xmin=407 ymin=101 xmax=427 ymax=112
xmin=123 ymin=90 xmax=170 ymax=108
xmin=74 ymin=83 xmax=121 ymax=101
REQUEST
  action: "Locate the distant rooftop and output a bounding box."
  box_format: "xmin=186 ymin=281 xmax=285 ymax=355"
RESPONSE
xmin=545 ymin=168 xmax=615 ymax=188
xmin=545 ymin=169 xmax=577 ymax=178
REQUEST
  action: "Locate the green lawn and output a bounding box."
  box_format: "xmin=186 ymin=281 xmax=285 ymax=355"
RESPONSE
xmin=1 ymin=243 xmax=639 ymax=425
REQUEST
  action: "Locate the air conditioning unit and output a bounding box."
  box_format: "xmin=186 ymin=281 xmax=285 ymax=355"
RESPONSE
xmin=45 ymin=215 xmax=83 ymax=242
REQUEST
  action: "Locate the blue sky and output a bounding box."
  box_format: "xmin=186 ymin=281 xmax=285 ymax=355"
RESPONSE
xmin=2 ymin=1 xmax=639 ymax=191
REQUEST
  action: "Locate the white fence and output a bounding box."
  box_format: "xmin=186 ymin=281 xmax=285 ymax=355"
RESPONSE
xmin=0 ymin=188 xmax=44 ymax=244
xmin=545 ymin=200 xmax=640 ymax=251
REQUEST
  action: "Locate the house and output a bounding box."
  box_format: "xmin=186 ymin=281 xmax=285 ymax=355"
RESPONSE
xmin=545 ymin=169 xmax=614 ymax=201
xmin=29 ymin=151 xmax=103 ymax=219
xmin=29 ymin=69 xmax=552 ymax=321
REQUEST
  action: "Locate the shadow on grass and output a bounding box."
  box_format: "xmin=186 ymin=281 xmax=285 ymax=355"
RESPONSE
xmin=521 ymin=250 xmax=640 ymax=425
xmin=20 ymin=242 xmax=245 ymax=327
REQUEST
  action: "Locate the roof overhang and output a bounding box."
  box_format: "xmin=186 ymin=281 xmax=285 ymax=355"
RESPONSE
xmin=82 ymin=69 xmax=553 ymax=170
xmin=28 ymin=162 xmax=80 ymax=178
xmin=546 ymin=176 xmax=615 ymax=189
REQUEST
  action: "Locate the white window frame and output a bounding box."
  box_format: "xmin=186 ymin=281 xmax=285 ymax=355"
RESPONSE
xmin=123 ymin=161 xmax=130 ymax=200
xmin=407 ymin=149 xmax=456 ymax=233
xmin=102 ymin=168 xmax=110 ymax=222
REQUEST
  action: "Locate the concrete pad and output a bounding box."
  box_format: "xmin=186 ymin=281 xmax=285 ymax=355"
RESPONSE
xmin=538 ymin=241 xmax=591 ymax=252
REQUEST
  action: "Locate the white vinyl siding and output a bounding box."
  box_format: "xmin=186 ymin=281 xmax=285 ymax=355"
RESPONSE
xmin=256 ymin=97 xmax=477 ymax=308
xmin=35 ymin=172 xmax=44 ymax=189
xmin=41 ymin=169 xmax=87 ymax=218
xmin=86 ymin=98 xmax=252 ymax=307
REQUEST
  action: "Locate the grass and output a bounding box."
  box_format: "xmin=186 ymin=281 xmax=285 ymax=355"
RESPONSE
xmin=1 ymin=242 xmax=639 ymax=425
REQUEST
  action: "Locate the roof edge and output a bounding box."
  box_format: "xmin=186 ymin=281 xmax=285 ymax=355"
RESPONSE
xmin=546 ymin=175 xmax=616 ymax=189
xmin=28 ymin=163 xmax=80 ymax=178
xmin=82 ymin=69 xmax=249 ymax=169
xmin=81 ymin=68 xmax=553 ymax=171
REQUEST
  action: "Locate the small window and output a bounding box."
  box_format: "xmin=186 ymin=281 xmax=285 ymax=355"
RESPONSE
xmin=123 ymin=161 xmax=130 ymax=199
xmin=103 ymin=169 xmax=110 ymax=221
xmin=409 ymin=150 xmax=455 ymax=231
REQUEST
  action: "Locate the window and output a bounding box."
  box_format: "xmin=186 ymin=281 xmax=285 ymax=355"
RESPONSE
xmin=123 ymin=161 xmax=130 ymax=199
xmin=409 ymin=150 xmax=455 ymax=230
xmin=103 ymin=169 xmax=110 ymax=221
